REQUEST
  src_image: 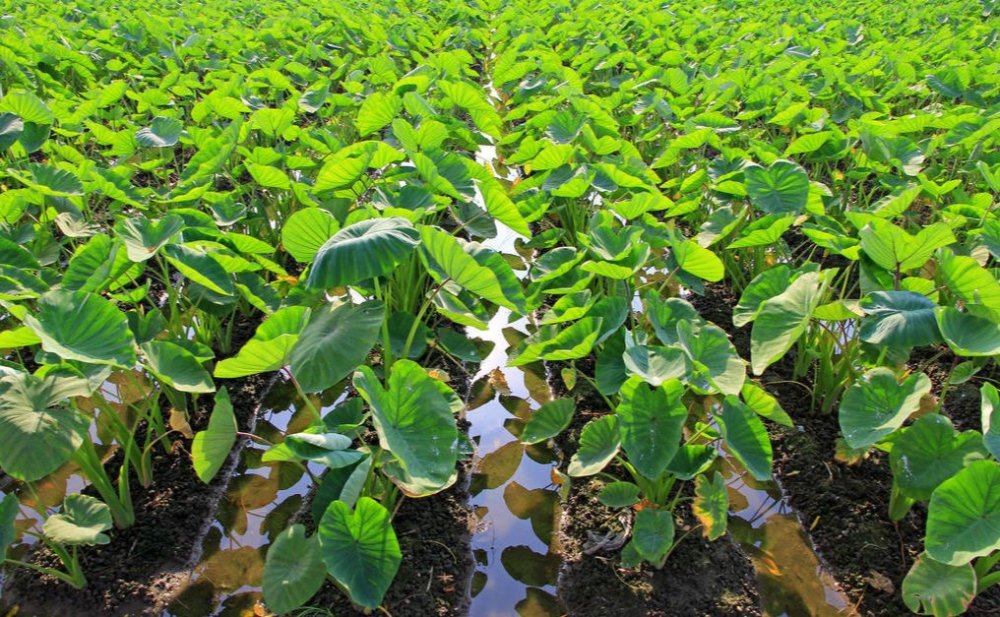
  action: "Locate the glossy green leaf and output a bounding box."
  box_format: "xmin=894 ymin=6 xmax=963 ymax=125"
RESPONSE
xmin=354 ymin=361 xmax=459 ymax=496
xmin=214 ymin=306 xmax=309 ymax=377
xmin=43 ymin=494 xmax=112 ymax=546
xmin=925 ymin=460 xmax=1000 ymax=566
xmin=319 ymin=497 xmax=401 ymax=609
xmin=281 ymin=208 xmax=340 ymax=263
xmin=750 ymin=271 xmax=826 ymax=375
xmin=839 ymin=368 xmax=932 ymax=450
xmin=716 ymin=396 xmax=772 ymax=481
xmin=936 ymin=307 xmax=1000 ymax=357
xmin=567 ymin=415 xmax=620 ymax=477
xmin=24 ymin=290 xmax=136 ymax=368
xmin=520 ymin=398 xmax=575 ymax=445
xmin=693 ymin=472 xmax=729 ymax=541
xmin=616 ymin=378 xmax=687 ymax=479
xmin=598 ymin=481 xmax=641 ymax=508
xmin=192 ymin=387 xmax=237 ymax=483
xmin=903 ymin=553 xmax=976 ymax=617
xmin=744 ymin=160 xmax=809 ymax=214
xmin=890 ymin=414 xmax=987 ymax=501
xmin=141 ymin=340 xmax=215 ymax=393
xmin=307 ymin=218 xmax=420 ymax=288
xmin=0 ymin=372 xmax=91 ymax=481
xmin=290 ymin=301 xmax=383 ymax=392
xmin=631 ymin=507 xmax=675 ymax=564
xmin=263 ymin=524 xmax=325 ymax=615
xmin=860 ymin=291 xmax=941 ymax=348
xmin=135 ymin=116 xmax=183 ymax=147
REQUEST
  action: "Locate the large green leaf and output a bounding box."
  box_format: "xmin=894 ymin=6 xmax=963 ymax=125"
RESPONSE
xmin=890 ymin=414 xmax=988 ymax=501
xmin=936 ymin=307 xmax=1000 ymax=357
xmin=420 ymin=226 xmax=522 ymax=311
xmin=281 ymin=208 xmax=340 ymax=263
xmin=839 ymin=368 xmax=932 ymax=450
xmin=135 ymin=116 xmax=184 ymax=148
xmin=354 ymin=361 xmax=459 ymax=496
xmin=925 ymin=460 xmax=1000 ymax=566
xmin=630 ymin=506 xmax=675 ymax=564
xmin=116 ymin=214 xmax=184 ymax=262
xmin=263 ymin=524 xmax=325 ymax=614
xmin=0 ymin=492 xmax=18 ymax=550
xmin=733 ymin=266 xmax=795 ymax=328
xmin=0 ymin=113 xmax=24 ymax=151
xmin=750 ymin=271 xmax=827 ymax=375
xmin=214 ymin=306 xmax=310 ymax=378
xmin=319 ymin=497 xmax=401 ymax=609
xmin=672 ymin=239 xmax=724 ymax=281
xmin=567 ymin=415 xmax=620 ymax=477
xmin=24 ymin=290 xmax=136 ymax=368
xmin=520 ymin=398 xmax=575 ymax=445
xmin=982 ymin=384 xmax=1000 ymax=460
xmin=716 ymin=396 xmax=772 ymax=481
xmin=860 ymin=291 xmax=942 ymax=348
xmin=938 ymin=250 xmax=1000 ymax=321
xmin=0 ymin=91 xmax=53 ymax=125
xmin=42 ymin=494 xmax=112 ymax=546
xmin=510 ymin=318 xmax=603 ymax=367
xmin=141 ymin=340 xmax=215 ymax=393
xmin=355 ymin=92 xmax=401 ymax=136
xmin=0 ymin=372 xmax=91 ymax=481
xmin=192 ymin=387 xmax=237 ymax=483
xmin=290 ymin=300 xmax=382 ymax=392
xmin=860 ymin=220 xmax=954 ymax=272
xmin=307 ymin=218 xmax=420 ymax=288
xmin=903 ymin=553 xmax=976 ymax=617
xmin=163 ymin=244 xmax=235 ymax=296
xmin=677 ymin=321 xmax=745 ymax=395
xmin=616 ymin=378 xmax=687 ymax=479
xmin=744 ymin=160 xmax=809 ymax=214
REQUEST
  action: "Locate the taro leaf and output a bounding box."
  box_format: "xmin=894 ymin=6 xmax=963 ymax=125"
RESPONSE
xmin=733 ymin=266 xmax=794 ymax=328
xmin=595 ymin=331 xmax=628 ymax=396
xmin=672 ymin=239 xmax=723 ymax=281
xmin=284 ymin=432 xmax=364 ymax=469
xmin=307 ymin=218 xmax=420 ymax=288
xmin=646 ymin=295 xmax=701 ymax=345
xmin=741 ymin=382 xmax=793 ymax=427
xmin=839 ymin=368 xmax=932 ymax=450
xmin=163 ymin=244 xmax=235 ymax=296
xmin=622 ymin=345 xmax=689 ymax=387
xmin=214 ymin=306 xmax=310 ymax=378
xmin=520 ymin=398 xmax=575 ymax=445
xmin=63 ymin=235 xmax=133 ymax=293
xmin=938 ymin=250 xmax=1000 ymax=322
xmin=902 ymin=553 xmax=976 ymax=617
xmin=859 ymin=291 xmax=941 ymax=348
xmin=677 ymin=321 xmax=745 ymax=396
xmin=860 ymin=220 xmax=954 ymax=273
xmin=0 ymin=372 xmax=91 ymax=481
xmin=355 ymin=92 xmax=401 ymax=137
xmin=42 ymin=494 xmax=112 ymax=546
xmin=263 ymin=524 xmax=325 ymax=615
xmin=936 ymin=307 xmax=1000 ymax=357
xmin=716 ymin=396 xmax=772 ymax=481
xmin=982 ymin=384 xmax=1000 ymax=460
xmin=744 ymin=160 xmax=809 ymax=215
xmin=135 ymin=116 xmax=184 ymax=148
xmin=116 ymin=214 xmax=185 ymax=262
xmin=318 ymin=497 xmax=401 ymax=610
xmin=693 ymin=472 xmax=729 ymax=541
xmin=0 ymin=90 xmax=54 ymax=125
xmin=598 ymin=481 xmax=641 ymax=508
xmin=631 ymin=507 xmax=675 ymax=564
xmin=510 ymin=318 xmax=603 ymax=367
xmin=665 ymin=444 xmax=717 ymax=480
xmin=281 ymin=208 xmax=340 ymax=263
xmin=420 ymin=226 xmax=522 ymax=311
xmin=192 ymin=387 xmax=237 ymax=483
xmin=24 ymin=290 xmax=137 ymax=368
xmin=354 ymin=361 xmax=459 ymax=496
xmin=1 ymin=492 xmax=18 ymax=550
xmin=750 ymin=271 xmax=826 ymax=375
xmin=141 ymin=340 xmax=215 ymax=393
xmin=616 ymin=378 xmax=686 ymax=479
xmin=16 ymin=164 xmax=84 ymax=197
xmin=567 ymin=415 xmax=620 ymax=477
xmin=0 ymin=113 xmax=23 ymax=151
xmin=290 ymin=301 xmax=382 ymax=393
xmin=925 ymin=460 xmax=1000 ymax=566
xmin=311 ymin=456 xmax=372 ymax=520
xmin=246 ymin=163 xmax=290 ymax=190
xmin=890 ymin=414 xmax=987 ymax=501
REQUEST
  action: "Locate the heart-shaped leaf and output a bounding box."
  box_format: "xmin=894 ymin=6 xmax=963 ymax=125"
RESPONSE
xmin=890 ymin=414 xmax=987 ymax=501
xmin=319 ymin=497 xmax=401 ymax=609
xmin=902 ymin=553 xmax=976 ymax=617
xmin=307 ymin=218 xmax=420 ymax=288
xmin=263 ymin=524 xmax=325 ymax=614
xmin=43 ymin=494 xmax=113 ymax=546
xmin=192 ymin=387 xmax=236 ymax=483
xmin=744 ymin=160 xmax=809 ymax=214
xmin=24 ymin=290 xmax=136 ymax=368
xmin=925 ymin=460 xmax=1000 ymax=566
xmin=616 ymin=378 xmax=687 ymax=479
xmin=290 ymin=300 xmax=383 ymax=393
xmin=520 ymin=398 xmax=575 ymax=445
xmin=839 ymin=368 xmax=932 ymax=450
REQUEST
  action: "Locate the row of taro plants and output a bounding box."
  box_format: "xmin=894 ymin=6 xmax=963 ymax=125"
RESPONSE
xmin=1 ymin=0 xmax=1000 ymax=614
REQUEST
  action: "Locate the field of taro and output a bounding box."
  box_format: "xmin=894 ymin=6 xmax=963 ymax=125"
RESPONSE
xmin=0 ymin=0 xmax=998 ymax=615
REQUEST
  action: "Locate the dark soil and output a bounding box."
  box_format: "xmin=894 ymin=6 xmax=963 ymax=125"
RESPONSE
xmin=692 ymin=283 xmax=1000 ymax=617
xmin=0 ymin=317 xmax=271 ymax=617
xmin=550 ymin=357 xmax=763 ymax=617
